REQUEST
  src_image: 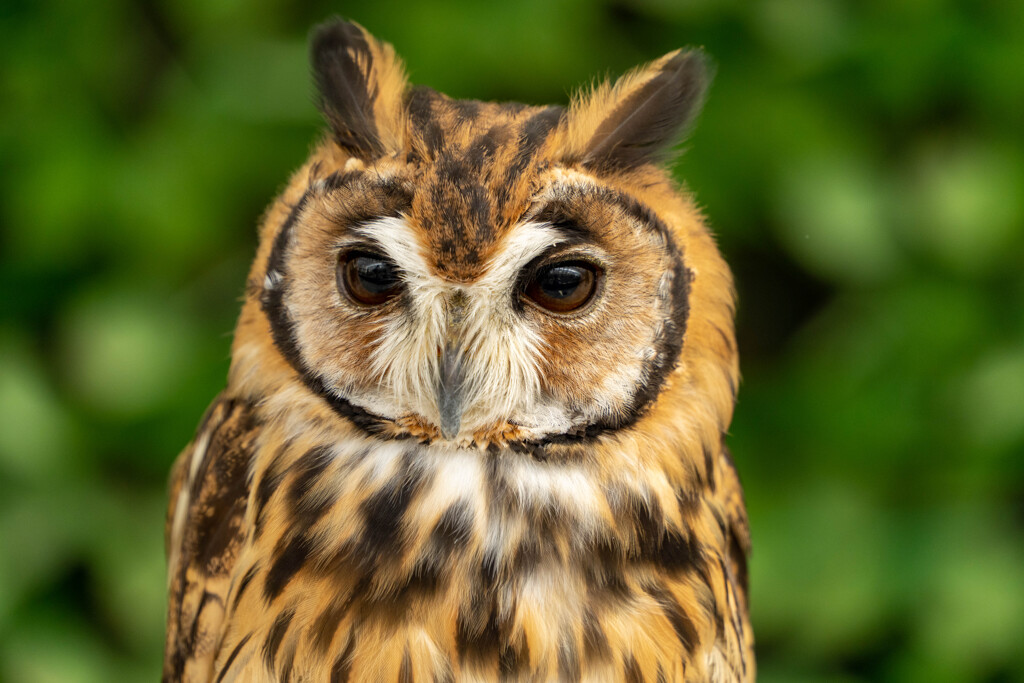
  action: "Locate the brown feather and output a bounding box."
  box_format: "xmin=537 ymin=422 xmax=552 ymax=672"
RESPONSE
xmin=582 ymin=49 xmax=711 ymax=170
xmin=311 ymin=19 xmax=408 ymax=157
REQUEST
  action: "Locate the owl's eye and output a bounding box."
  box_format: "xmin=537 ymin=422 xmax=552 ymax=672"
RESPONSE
xmin=524 ymin=261 xmax=600 ymax=313
xmin=338 ymin=251 xmax=402 ymax=305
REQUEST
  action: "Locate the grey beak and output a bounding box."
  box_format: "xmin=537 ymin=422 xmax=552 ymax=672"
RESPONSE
xmin=437 ymin=342 xmax=464 ymax=440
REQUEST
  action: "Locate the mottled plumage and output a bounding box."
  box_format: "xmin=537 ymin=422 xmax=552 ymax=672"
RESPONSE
xmin=164 ymin=19 xmax=752 ymax=682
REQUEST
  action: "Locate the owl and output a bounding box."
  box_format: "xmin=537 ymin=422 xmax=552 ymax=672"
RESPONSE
xmin=163 ymin=19 xmax=752 ymax=683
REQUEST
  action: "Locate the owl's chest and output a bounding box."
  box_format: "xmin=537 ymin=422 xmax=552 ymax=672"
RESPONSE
xmin=215 ymin=435 xmax=720 ymax=681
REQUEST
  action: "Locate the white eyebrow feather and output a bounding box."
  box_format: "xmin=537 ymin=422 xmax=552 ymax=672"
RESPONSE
xmin=351 ymin=216 xmax=434 ymax=284
xmin=476 ymin=221 xmax=567 ymax=291
xmin=352 ymin=217 xmax=567 ymax=289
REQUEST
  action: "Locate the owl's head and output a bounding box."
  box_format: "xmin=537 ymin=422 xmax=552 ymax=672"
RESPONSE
xmin=232 ymin=20 xmax=737 ymax=452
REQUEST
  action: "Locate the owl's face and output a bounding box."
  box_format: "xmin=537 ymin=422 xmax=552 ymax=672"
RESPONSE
xmin=248 ymin=22 xmax=717 ymax=449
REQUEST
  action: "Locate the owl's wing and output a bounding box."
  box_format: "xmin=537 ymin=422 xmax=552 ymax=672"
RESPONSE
xmin=708 ymin=446 xmax=755 ymax=682
xmin=163 ymin=396 xmax=260 ymax=682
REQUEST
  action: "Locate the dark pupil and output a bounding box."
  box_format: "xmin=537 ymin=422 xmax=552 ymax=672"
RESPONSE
xmin=539 ymin=265 xmax=584 ymax=299
xmin=354 ymin=257 xmax=398 ymax=293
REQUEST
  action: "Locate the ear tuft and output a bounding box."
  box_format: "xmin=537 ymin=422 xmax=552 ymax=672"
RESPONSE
xmin=310 ymin=19 xmax=408 ymax=158
xmin=564 ymin=49 xmax=713 ymax=171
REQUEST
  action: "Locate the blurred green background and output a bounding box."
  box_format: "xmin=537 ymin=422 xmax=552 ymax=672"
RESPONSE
xmin=1 ymin=0 xmax=1022 ymax=681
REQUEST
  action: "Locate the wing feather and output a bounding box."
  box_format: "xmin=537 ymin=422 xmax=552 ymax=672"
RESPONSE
xmin=708 ymin=445 xmax=755 ymax=681
xmin=163 ymin=396 xmax=261 ymax=682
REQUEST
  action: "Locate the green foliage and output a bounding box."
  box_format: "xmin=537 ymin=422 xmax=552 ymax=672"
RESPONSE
xmin=1 ymin=0 xmax=1022 ymax=680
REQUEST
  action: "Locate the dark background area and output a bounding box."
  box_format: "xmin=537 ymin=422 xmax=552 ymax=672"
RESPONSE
xmin=1 ymin=1 xmax=1022 ymax=681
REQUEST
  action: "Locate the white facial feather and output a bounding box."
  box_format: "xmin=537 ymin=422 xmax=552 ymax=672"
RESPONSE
xmin=344 ymin=218 xmax=577 ymax=438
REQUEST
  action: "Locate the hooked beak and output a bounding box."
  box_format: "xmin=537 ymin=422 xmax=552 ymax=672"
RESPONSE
xmin=436 ymin=291 xmax=469 ymax=441
xmin=437 ymin=341 xmax=464 ymax=440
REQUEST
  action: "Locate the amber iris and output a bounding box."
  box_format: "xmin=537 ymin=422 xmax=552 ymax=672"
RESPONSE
xmin=524 ymin=261 xmax=600 ymax=313
xmin=338 ymin=251 xmax=402 ymax=305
